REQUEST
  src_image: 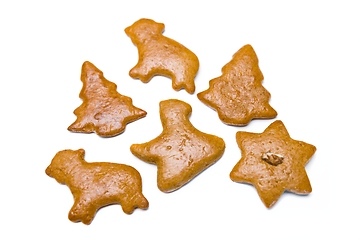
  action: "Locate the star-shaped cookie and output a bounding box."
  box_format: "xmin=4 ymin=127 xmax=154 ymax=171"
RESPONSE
xmin=130 ymin=99 xmax=226 ymax=193
xmin=68 ymin=61 xmax=147 ymax=137
xmin=197 ymin=44 xmax=277 ymax=126
xmin=230 ymin=120 xmax=316 ymax=208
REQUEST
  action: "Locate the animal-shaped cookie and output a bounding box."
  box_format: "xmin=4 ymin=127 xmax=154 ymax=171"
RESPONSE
xmin=230 ymin=120 xmax=316 ymax=208
xmin=125 ymin=18 xmax=199 ymax=94
xmin=68 ymin=61 xmax=147 ymax=137
xmin=45 ymin=149 xmax=149 ymax=224
xmin=197 ymin=44 xmax=277 ymax=126
xmin=130 ymin=99 xmax=225 ymax=193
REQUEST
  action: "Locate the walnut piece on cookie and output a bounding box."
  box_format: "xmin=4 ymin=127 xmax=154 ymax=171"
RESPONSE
xmin=197 ymin=44 xmax=277 ymax=126
xmin=130 ymin=99 xmax=225 ymax=193
xmin=68 ymin=61 xmax=147 ymax=137
xmin=125 ymin=18 xmax=199 ymax=94
xmin=45 ymin=149 xmax=149 ymax=225
xmin=230 ymin=120 xmax=316 ymax=208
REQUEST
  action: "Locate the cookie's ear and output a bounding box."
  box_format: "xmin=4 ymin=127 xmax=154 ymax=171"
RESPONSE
xmin=76 ymin=148 xmax=85 ymax=158
xmin=124 ymin=25 xmax=132 ymax=36
xmin=157 ymin=22 xmax=165 ymax=33
xmin=45 ymin=164 xmax=53 ymax=177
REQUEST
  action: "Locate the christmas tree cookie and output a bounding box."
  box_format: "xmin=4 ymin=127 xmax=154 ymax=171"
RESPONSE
xmin=68 ymin=61 xmax=147 ymax=137
xmin=197 ymin=44 xmax=277 ymax=126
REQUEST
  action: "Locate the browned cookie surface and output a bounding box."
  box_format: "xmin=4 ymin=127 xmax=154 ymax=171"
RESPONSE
xmin=130 ymin=99 xmax=225 ymax=193
xmin=45 ymin=149 xmax=149 ymax=224
xmin=125 ymin=18 xmax=199 ymax=94
xmin=230 ymin=120 xmax=316 ymax=208
xmin=197 ymin=44 xmax=277 ymax=126
xmin=68 ymin=61 xmax=147 ymax=137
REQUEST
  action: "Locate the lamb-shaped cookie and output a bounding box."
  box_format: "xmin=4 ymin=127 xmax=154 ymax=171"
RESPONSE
xmin=130 ymin=99 xmax=225 ymax=193
xmin=68 ymin=61 xmax=147 ymax=137
xmin=197 ymin=44 xmax=277 ymax=126
xmin=125 ymin=18 xmax=199 ymax=94
xmin=45 ymin=148 xmax=149 ymax=225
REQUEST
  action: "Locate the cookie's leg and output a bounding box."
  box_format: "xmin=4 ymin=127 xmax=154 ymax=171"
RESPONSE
xmin=184 ymin=68 xmax=198 ymax=94
xmin=129 ymin=57 xmax=157 ymax=83
xmin=129 ymin=63 xmax=149 ymax=81
xmin=171 ymin=64 xmax=196 ymax=94
xmin=172 ymin=76 xmax=195 ymax=94
xmin=81 ymin=208 xmax=97 ymax=225
xmin=121 ymin=202 xmax=135 ymax=214
xmin=134 ymin=193 xmax=149 ymax=210
xmin=121 ymin=192 xmax=148 ymax=214
xmin=68 ymin=200 xmax=96 ymax=225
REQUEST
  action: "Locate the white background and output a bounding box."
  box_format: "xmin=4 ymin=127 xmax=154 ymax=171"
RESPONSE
xmin=1 ymin=1 xmax=359 ymax=239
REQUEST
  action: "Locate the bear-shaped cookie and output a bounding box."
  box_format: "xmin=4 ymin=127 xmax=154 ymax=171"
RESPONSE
xmin=125 ymin=18 xmax=199 ymax=94
xmin=45 ymin=148 xmax=149 ymax=224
